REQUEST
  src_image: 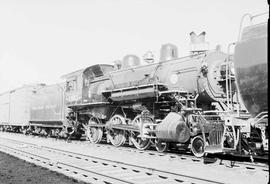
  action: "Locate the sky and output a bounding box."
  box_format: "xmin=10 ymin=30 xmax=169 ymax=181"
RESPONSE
xmin=0 ymin=0 xmax=268 ymax=93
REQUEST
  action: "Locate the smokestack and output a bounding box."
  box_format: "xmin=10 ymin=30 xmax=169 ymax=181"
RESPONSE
xmin=189 ymin=31 xmax=209 ymax=54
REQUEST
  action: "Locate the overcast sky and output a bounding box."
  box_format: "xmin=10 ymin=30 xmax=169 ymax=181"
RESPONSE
xmin=0 ymin=0 xmax=268 ymax=93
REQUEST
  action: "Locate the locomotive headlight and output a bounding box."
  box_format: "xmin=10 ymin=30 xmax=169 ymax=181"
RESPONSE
xmin=201 ymin=61 xmax=208 ymax=75
xmin=170 ymin=73 xmax=178 ymax=84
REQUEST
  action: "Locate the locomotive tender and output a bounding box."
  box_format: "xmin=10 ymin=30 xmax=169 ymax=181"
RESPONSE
xmin=0 ymin=83 xmax=69 ymax=136
xmin=0 ymin=13 xmax=268 ymax=158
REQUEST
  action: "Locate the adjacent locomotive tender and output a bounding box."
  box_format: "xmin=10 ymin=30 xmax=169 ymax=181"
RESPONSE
xmin=0 ymin=13 xmax=268 ymax=158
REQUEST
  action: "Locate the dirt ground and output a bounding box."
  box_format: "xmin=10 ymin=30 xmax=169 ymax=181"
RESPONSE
xmin=0 ymin=151 xmax=88 ymax=184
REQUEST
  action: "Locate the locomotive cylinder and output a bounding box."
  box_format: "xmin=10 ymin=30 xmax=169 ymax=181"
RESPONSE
xmin=156 ymin=112 xmax=190 ymax=143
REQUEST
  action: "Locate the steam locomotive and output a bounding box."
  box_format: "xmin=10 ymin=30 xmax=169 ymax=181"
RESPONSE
xmin=0 ymin=13 xmax=268 ymax=158
xmin=63 ymin=42 xmax=231 ymax=156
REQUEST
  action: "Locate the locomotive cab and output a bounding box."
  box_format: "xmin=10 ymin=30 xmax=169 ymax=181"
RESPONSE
xmin=82 ymin=64 xmax=114 ymax=104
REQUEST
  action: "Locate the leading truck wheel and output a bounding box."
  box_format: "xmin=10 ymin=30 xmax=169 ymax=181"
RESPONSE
xmin=191 ymin=135 xmax=205 ymax=157
xmin=155 ymin=139 xmax=168 ymax=153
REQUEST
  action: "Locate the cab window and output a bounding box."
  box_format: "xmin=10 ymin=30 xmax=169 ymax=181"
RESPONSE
xmin=66 ymin=78 xmax=77 ymax=92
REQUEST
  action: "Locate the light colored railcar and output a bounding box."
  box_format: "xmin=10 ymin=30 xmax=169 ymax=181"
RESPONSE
xmin=0 ymin=84 xmax=44 ymax=132
xmin=0 ymin=92 xmax=10 ymax=125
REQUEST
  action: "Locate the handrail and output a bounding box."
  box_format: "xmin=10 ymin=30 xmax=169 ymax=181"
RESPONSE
xmin=254 ymin=111 xmax=268 ymax=120
xmin=226 ymin=43 xmax=236 ymax=112
xmin=252 ymin=114 xmax=268 ymax=127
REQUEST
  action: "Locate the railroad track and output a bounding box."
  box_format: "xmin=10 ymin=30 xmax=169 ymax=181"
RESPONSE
xmin=23 ymin=134 xmax=269 ymax=171
xmin=0 ymin=137 xmax=223 ymax=184
xmin=1 ymin=132 xmax=269 ymax=172
xmin=0 ymin=132 xmax=268 ymax=184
